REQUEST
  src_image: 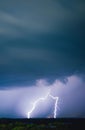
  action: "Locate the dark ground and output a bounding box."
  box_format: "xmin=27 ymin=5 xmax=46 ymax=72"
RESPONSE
xmin=0 ymin=118 xmax=85 ymax=130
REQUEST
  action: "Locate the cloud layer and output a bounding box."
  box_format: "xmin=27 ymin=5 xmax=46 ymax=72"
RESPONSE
xmin=0 ymin=75 xmax=85 ymax=118
xmin=0 ymin=1 xmax=85 ymax=83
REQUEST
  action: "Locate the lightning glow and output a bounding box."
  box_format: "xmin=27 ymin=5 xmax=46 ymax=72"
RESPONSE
xmin=49 ymin=95 xmax=59 ymax=118
xmin=27 ymin=90 xmax=59 ymax=118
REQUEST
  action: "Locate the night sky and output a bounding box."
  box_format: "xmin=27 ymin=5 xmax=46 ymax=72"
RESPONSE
xmin=0 ymin=0 xmax=85 ymax=118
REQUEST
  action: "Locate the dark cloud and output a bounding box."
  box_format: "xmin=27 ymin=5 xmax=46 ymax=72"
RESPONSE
xmin=0 ymin=0 xmax=85 ymax=87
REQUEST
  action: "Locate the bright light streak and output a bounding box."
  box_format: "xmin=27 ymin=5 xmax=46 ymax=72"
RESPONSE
xmin=27 ymin=91 xmax=50 ymax=118
xmin=27 ymin=91 xmax=59 ymax=118
xmin=49 ymin=95 xmax=59 ymax=118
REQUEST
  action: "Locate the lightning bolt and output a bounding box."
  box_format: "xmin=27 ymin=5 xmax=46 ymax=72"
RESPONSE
xmin=49 ymin=95 xmax=59 ymax=118
xmin=27 ymin=91 xmax=59 ymax=119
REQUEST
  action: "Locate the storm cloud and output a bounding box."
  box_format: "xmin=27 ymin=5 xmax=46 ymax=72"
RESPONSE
xmin=0 ymin=0 xmax=85 ymax=87
xmin=0 ymin=75 xmax=85 ymax=118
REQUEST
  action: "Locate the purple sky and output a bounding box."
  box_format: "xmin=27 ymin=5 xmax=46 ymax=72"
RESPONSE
xmin=0 ymin=0 xmax=85 ymax=118
xmin=0 ymin=75 xmax=85 ymax=118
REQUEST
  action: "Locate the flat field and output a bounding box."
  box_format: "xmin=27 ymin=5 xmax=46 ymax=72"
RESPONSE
xmin=0 ymin=118 xmax=85 ymax=130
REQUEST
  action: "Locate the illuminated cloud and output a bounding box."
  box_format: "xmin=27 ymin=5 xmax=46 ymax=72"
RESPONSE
xmin=0 ymin=75 xmax=85 ymax=118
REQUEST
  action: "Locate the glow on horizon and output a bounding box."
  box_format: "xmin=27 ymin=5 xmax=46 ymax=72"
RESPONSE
xmin=0 ymin=75 xmax=84 ymax=118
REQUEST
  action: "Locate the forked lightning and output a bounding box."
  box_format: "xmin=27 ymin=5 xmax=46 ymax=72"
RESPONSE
xmin=27 ymin=91 xmax=59 ymax=118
